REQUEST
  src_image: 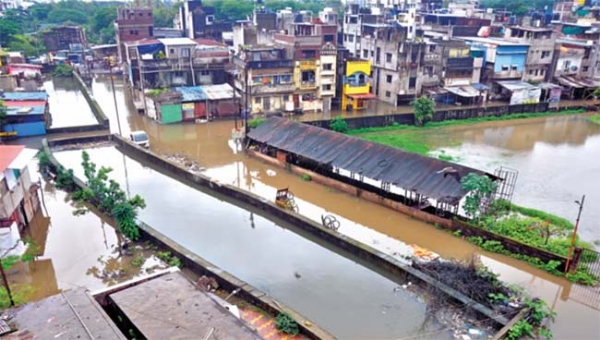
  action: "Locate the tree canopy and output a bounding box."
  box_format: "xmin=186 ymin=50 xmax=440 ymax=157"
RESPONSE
xmin=480 ymin=0 xmax=554 ymax=16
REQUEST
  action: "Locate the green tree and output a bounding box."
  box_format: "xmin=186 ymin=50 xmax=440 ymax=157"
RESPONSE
xmin=47 ymin=9 xmax=89 ymax=25
xmin=330 ymin=116 xmax=348 ymax=133
xmin=593 ymin=87 xmax=600 ymax=99
xmin=411 ymin=96 xmax=435 ymax=126
xmin=461 ymin=173 xmax=498 ymax=222
xmin=0 ymin=20 xmax=20 ymax=46
xmin=7 ymin=35 xmax=39 ymax=58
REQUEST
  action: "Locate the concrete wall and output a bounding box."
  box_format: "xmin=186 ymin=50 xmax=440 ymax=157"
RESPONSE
xmin=305 ymin=102 xmax=600 ymax=130
xmin=41 ymin=138 xmax=334 ymax=340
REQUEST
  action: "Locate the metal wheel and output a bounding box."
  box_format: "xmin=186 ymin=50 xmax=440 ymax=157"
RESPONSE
xmin=322 ymin=215 xmax=340 ymax=231
xmin=287 ymin=191 xmax=295 ymax=200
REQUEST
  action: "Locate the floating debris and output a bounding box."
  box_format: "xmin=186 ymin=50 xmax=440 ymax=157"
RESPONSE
xmin=164 ymin=153 xmax=205 ymax=173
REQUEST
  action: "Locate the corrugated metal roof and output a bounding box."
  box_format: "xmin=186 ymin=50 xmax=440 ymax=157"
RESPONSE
xmin=0 ymin=145 xmax=24 ymax=173
xmin=174 ymin=86 xmax=208 ymax=101
xmin=248 ymin=117 xmax=494 ymax=204
xmin=202 ymin=84 xmax=234 ymax=101
xmin=0 ymin=92 xmax=48 ymax=101
xmin=496 ymin=81 xmax=537 ymax=91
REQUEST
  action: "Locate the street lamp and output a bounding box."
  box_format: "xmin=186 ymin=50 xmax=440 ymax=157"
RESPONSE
xmin=565 ymin=194 xmax=585 ymax=273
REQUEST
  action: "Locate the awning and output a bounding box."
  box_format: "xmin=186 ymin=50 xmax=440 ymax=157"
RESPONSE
xmin=554 ymin=75 xmax=600 ymax=89
xmin=423 ymin=87 xmax=448 ymax=96
xmin=444 ymin=85 xmax=481 ymax=98
xmin=496 ymin=81 xmax=537 ymax=92
xmin=471 ymin=83 xmax=490 ymax=91
xmin=347 ymin=93 xmax=377 ymax=99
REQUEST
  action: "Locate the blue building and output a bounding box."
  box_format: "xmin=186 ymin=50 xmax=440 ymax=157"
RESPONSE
xmin=1 ymin=91 xmax=50 ymax=137
xmin=460 ymin=37 xmax=529 ymax=86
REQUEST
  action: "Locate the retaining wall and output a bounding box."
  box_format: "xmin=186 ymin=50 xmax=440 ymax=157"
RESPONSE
xmin=107 ymin=134 xmax=510 ymax=327
xmin=250 ymin=150 xmax=571 ymax=272
xmin=41 ymin=139 xmax=334 ymax=340
xmin=305 ymin=102 xmax=599 ymax=130
xmin=73 ymin=72 xmax=110 ymax=128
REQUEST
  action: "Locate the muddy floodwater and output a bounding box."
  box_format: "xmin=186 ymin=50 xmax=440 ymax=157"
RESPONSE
xmin=54 ymin=146 xmax=451 ymax=340
xmin=45 ymin=79 xmax=97 ymax=128
xmin=87 ymin=77 xmax=600 ymax=339
xmin=423 ymin=115 xmax=600 ymax=245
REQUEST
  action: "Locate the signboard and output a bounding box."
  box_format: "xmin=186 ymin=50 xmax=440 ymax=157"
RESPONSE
xmin=548 ymin=88 xmax=562 ymax=109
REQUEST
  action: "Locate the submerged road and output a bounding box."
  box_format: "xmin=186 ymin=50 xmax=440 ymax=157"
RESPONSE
xmin=54 ymin=147 xmax=451 ymax=340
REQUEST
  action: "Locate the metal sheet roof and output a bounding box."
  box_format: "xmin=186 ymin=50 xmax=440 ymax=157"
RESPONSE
xmin=173 ymin=86 xmax=207 ymax=101
xmin=555 ymin=75 xmax=600 ymax=89
xmin=0 ymin=145 xmax=24 ymax=173
xmin=496 ymin=81 xmax=537 ymax=91
xmin=6 ymin=105 xmax=46 ymax=115
xmin=444 ymin=85 xmax=480 ymax=98
xmin=248 ymin=117 xmax=494 ymax=204
xmin=202 ymin=84 xmax=234 ymax=100
xmin=0 ymin=92 xmax=48 ymax=101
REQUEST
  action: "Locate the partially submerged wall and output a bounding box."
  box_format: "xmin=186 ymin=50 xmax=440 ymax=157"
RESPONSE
xmin=41 ymin=138 xmax=334 ymax=340
xmin=107 ymin=135 xmax=510 ymax=328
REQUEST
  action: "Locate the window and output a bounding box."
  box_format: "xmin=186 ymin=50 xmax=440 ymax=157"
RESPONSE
xmin=528 ymin=70 xmax=534 ymax=75
xmin=501 ymin=65 xmax=509 ymax=72
xmin=540 ymin=69 xmax=545 ymax=75
xmin=409 ymin=77 xmax=416 ymax=89
xmin=169 ymin=48 xmax=175 ymax=55
xmin=255 ymin=97 xmax=261 ymax=104
xmin=386 ymin=53 xmax=392 ymax=63
xmin=200 ymin=70 xmax=210 ymax=76
xmin=511 ymin=65 xmax=518 ymax=71
xmin=300 ymin=50 xmax=316 ymax=59
xmin=324 ymin=34 xmax=334 ymax=42
xmin=348 ymin=35 xmax=354 ymax=42
xmin=129 ymin=30 xmax=138 ymax=35
xmin=376 ymin=47 xmax=381 ymax=63
xmin=363 ymin=49 xmax=369 ymax=58
xmin=541 ymin=51 xmax=551 ymax=59
xmin=582 ymin=66 xmax=589 ymax=72
xmin=349 ymin=17 xmax=358 ymax=24
xmin=429 ymin=45 xmax=435 ymax=52
xmin=323 ymin=85 xmax=332 ymax=91
xmin=344 ymin=34 xmax=348 ymax=42
xmin=181 ymin=48 xmax=190 ymax=57
xmin=323 ymin=63 xmax=333 ymax=71
xmin=356 ymin=36 xmax=361 ymax=43
xmin=386 ymin=75 xmax=392 ymax=83
xmin=301 ymin=70 xmax=315 ymax=82
xmin=424 ymin=66 xmax=433 ymax=75
xmin=385 ymin=91 xmax=391 ymax=98
xmin=283 ymin=95 xmax=290 ymax=101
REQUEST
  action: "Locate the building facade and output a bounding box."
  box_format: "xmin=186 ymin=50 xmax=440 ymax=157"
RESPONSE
xmin=41 ymin=26 xmax=86 ymax=53
xmin=0 ymin=146 xmax=40 ymax=228
xmin=115 ymin=5 xmax=154 ymax=62
xmin=340 ymin=59 xmax=375 ymax=111
xmin=503 ymin=26 xmax=556 ymax=82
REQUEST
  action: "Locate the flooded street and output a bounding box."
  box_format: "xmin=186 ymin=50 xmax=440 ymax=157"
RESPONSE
xmin=54 ymin=146 xmax=449 ymax=340
xmin=86 ymin=77 xmax=600 ymax=339
xmin=44 ymin=79 xmax=98 ymax=128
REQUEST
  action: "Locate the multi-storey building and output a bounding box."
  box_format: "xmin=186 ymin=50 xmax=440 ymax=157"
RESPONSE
xmin=234 ymin=46 xmax=295 ymax=115
xmin=41 ymin=26 xmax=86 ymax=53
xmin=115 ymin=4 xmax=154 ymax=62
xmin=178 ymin=0 xmax=231 ymax=40
xmin=361 ymin=24 xmax=429 ymax=105
xmin=461 ymin=37 xmax=529 ymax=86
xmin=273 ymin=20 xmax=338 ymax=112
xmin=342 ymin=3 xmax=382 ymax=58
xmin=503 ymin=26 xmax=556 ymax=83
xmin=340 ymin=59 xmax=376 ymax=111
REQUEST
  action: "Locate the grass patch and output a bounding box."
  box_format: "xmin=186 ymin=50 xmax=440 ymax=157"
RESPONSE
xmin=508 ymin=203 xmax=574 ymax=230
xmin=589 ymin=115 xmax=600 ymax=125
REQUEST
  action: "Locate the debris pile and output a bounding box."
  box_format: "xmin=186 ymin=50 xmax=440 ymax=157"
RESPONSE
xmin=196 ymin=275 xmax=219 ymax=292
xmin=164 ymin=153 xmax=205 ymax=173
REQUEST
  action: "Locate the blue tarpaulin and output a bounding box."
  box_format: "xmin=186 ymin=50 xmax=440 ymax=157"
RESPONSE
xmin=137 ymin=43 xmax=164 ymax=56
xmin=174 ymin=86 xmax=208 ymax=102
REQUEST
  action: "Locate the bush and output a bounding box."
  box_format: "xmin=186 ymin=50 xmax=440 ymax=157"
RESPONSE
xmin=410 ymin=96 xmax=435 ymax=126
xmin=329 ymin=116 xmax=348 ymax=133
xmin=247 ymin=117 xmax=266 ymax=129
xmin=53 ymin=64 xmax=74 ymax=77
xmin=131 ymin=256 xmax=145 ymax=268
xmin=275 ymin=312 xmax=299 ymax=335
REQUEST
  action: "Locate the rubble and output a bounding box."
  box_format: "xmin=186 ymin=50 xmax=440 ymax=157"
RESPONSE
xmin=164 ymin=153 xmax=205 ymax=173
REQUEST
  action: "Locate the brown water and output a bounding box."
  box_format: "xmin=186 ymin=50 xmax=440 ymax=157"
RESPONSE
xmin=89 ymin=77 xmax=600 ymax=339
xmin=6 ymin=164 xmax=165 ymax=304
xmin=422 ymin=115 xmax=600 ymax=245
xmin=45 ymin=79 xmax=98 ymax=128
xmin=54 ymin=146 xmax=451 ymax=340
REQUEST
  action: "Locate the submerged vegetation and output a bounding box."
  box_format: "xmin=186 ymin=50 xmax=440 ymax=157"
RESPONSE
xmin=589 ymin=115 xmax=600 ymax=125
xmin=247 ymin=117 xmax=267 ymax=129
xmin=414 ymin=257 xmax=555 ymax=340
xmin=38 ymin=150 xmax=146 ymax=241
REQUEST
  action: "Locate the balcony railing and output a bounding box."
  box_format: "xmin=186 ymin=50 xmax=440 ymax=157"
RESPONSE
xmin=234 ymin=57 xmax=295 ymax=70
xmin=494 ymin=70 xmax=524 ymax=79
xmin=131 ymin=58 xmax=230 ymax=71
xmin=252 ymin=83 xmax=296 ymax=94
xmin=300 ymin=81 xmax=317 ymax=89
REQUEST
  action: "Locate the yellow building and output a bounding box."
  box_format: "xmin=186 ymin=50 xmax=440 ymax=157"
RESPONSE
xmin=341 ymin=60 xmax=376 ymax=111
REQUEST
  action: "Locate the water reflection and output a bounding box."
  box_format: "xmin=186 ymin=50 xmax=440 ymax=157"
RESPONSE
xmin=44 ymin=79 xmax=97 ymax=128
xmin=54 ymin=146 xmax=450 ymax=340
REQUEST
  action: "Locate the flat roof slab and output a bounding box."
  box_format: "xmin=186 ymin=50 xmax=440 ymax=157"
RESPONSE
xmin=2 ymin=288 xmax=125 ymax=339
xmin=108 ymin=272 xmax=262 ymax=340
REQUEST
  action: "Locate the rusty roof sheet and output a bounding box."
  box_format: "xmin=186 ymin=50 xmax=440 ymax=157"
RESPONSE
xmin=248 ymin=117 xmax=494 ymax=204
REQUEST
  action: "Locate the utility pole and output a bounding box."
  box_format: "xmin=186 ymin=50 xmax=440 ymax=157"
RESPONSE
xmin=0 ymin=257 xmax=15 ymax=307
xmin=565 ymin=194 xmax=585 ymax=273
xmin=244 ymin=64 xmax=249 ymax=135
xmin=109 ymin=57 xmax=123 ymax=136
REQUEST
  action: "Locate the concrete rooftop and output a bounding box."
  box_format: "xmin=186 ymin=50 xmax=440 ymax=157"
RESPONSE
xmin=0 ymin=288 xmax=125 ymax=339
xmin=108 ymin=272 xmax=262 ymax=340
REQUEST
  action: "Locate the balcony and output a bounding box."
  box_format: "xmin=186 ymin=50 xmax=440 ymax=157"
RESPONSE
xmin=298 ymin=60 xmax=317 ymax=70
xmin=251 ymin=83 xmax=296 ymax=95
xmin=423 ymin=54 xmax=441 ymax=65
xmin=494 ymin=70 xmax=524 ymax=79
xmin=234 ymin=57 xmax=294 ymax=70
xmin=446 ymin=57 xmax=474 ymax=70
xmin=131 ymin=58 xmax=229 ymax=71
xmin=300 ymin=81 xmax=317 ymax=89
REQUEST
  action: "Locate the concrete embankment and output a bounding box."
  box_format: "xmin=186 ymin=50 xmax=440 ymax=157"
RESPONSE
xmin=41 ymin=138 xmax=334 ymax=340
xmin=104 ymin=134 xmax=510 ymax=328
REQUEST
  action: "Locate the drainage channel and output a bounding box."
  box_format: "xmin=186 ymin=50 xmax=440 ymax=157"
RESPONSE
xmin=53 ymin=145 xmax=455 ymax=340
